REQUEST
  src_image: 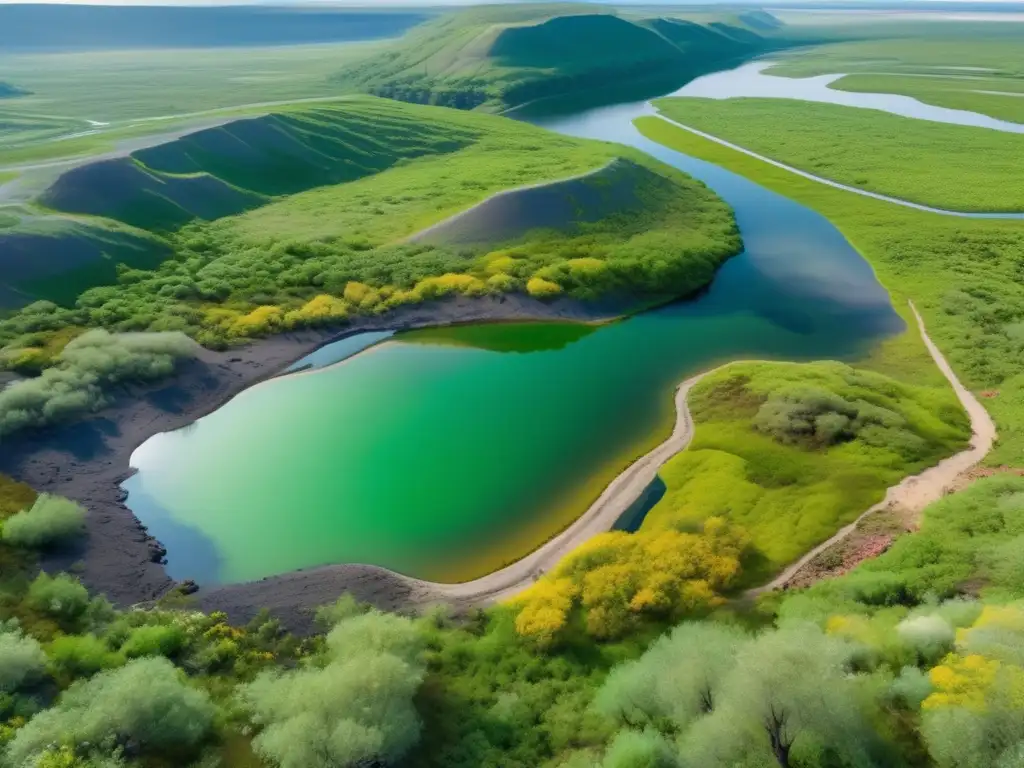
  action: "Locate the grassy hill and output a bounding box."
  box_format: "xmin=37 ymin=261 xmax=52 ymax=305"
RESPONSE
xmin=0 ymin=216 xmax=168 ymax=309
xmin=40 ymin=102 xmax=480 ymax=232
xmin=2 ymin=98 xmax=739 ymax=357
xmin=333 ymin=6 xmax=787 ymax=112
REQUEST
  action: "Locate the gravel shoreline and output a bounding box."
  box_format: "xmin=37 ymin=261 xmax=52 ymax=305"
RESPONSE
xmin=0 ymin=294 xmax=622 ymax=629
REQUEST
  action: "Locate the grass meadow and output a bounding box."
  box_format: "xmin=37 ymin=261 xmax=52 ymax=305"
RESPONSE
xmin=642 ymin=361 xmax=969 ymax=583
xmin=0 ymin=42 xmax=384 ymax=125
xmin=635 ymin=115 xmax=1024 ymax=466
xmin=654 ymin=97 xmax=1024 ymax=212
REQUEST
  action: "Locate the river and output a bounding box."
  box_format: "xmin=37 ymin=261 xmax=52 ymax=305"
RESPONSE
xmin=122 ymin=79 xmax=909 ymax=586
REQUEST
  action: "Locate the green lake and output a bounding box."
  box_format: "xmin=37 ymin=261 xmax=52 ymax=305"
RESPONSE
xmin=123 ymin=99 xmax=904 ymax=585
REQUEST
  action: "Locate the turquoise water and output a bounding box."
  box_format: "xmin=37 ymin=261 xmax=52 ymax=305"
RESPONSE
xmin=122 ymin=97 xmax=904 ymax=586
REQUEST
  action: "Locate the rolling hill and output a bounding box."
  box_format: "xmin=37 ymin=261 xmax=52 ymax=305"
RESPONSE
xmin=2 ymin=98 xmax=740 ymax=339
xmin=333 ymin=6 xmax=788 ymax=111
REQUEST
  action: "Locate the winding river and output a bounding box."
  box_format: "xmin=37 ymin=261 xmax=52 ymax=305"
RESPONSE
xmin=123 ymin=61 xmax=1021 ymax=587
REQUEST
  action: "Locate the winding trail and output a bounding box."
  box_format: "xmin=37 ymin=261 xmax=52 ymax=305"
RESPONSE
xmin=747 ymin=301 xmax=997 ymax=596
xmin=653 ymin=115 xmax=1024 ymax=220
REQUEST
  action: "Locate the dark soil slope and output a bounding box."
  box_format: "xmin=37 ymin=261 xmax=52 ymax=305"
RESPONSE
xmin=40 ymin=105 xmax=478 ymax=232
xmin=0 ymin=222 xmax=169 ymax=308
xmin=41 ymin=159 xmax=266 ymax=231
xmin=413 ymin=158 xmax=668 ymax=246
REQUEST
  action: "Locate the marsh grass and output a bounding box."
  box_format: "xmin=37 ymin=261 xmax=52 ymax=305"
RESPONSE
xmin=653 ymin=97 xmax=1024 ymax=212
xmin=635 ymin=116 xmax=1024 ymax=466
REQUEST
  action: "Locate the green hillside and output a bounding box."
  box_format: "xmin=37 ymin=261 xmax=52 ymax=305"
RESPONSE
xmin=2 ymin=97 xmax=739 ymax=355
xmin=333 ymin=6 xmax=786 ymax=111
xmin=0 ymin=214 xmax=169 ymax=309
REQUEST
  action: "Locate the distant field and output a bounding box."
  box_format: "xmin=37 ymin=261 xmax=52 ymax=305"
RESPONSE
xmin=0 ymin=42 xmax=385 ymax=129
xmin=654 ymin=97 xmax=1024 ymax=211
xmin=768 ymin=36 xmax=1024 ymax=122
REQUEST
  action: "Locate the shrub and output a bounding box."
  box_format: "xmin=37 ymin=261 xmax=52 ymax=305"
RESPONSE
xmin=0 ymin=330 xmax=196 ymax=438
xmin=526 ymin=277 xmax=563 ymax=299
xmin=512 ymin=519 xmax=747 ymax=644
xmin=2 ymin=494 xmax=85 ymax=549
xmin=46 ymin=635 xmax=122 ymax=679
xmin=239 ymin=610 xmax=424 ymax=768
xmin=5 ymin=657 xmax=215 ymax=765
xmin=120 ymin=624 xmax=186 ymax=659
xmin=601 ymin=729 xmax=676 ymax=768
xmin=0 ymin=624 xmax=47 ymax=694
xmin=897 ymin=615 xmax=956 ymax=664
xmin=26 ymin=573 xmax=91 ymax=629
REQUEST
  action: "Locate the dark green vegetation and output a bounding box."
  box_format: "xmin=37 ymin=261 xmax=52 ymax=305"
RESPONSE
xmin=0 ymin=218 xmax=169 ymax=309
xmin=654 ymin=97 xmax=1024 ymax=212
xmin=642 ymin=361 xmax=969 ymax=582
xmin=768 ymin=35 xmax=1024 ymax=123
xmin=635 ymin=116 xmax=1024 ymax=466
xmin=0 ymin=98 xmax=738 ymax=438
xmin=333 ymin=5 xmax=786 ymax=112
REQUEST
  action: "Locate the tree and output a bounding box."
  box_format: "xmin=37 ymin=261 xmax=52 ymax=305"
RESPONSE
xmin=683 ymin=624 xmax=877 ymax=768
xmin=26 ymin=573 xmax=91 ymax=629
xmin=0 ymin=622 xmax=46 ymax=694
xmin=601 ymin=729 xmax=677 ymax=768
xmin=595 ymin=622 xmax=749 ymax=731
xmin=6 ymin=657 xmax=215 ymax=765
xmin=239 ymin=609 xmax=425 ymax=768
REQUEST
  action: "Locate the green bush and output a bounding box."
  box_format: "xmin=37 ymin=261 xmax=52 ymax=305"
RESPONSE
xmin=26 ymin=573 xmax=91 ymax=629
xmin=779 ymin=476 xmax=1024 ymax=624
xmin=5 ymin=657 xmax=215 ymax=765
xmin=0 ymin=623 xmax=47 ymax=694
xmin=119 ymin=624 xmax=185 ymax=659
xmin=0 ymin=330 xmax=196 ymax=439
xmin=240 ymin=610 xmax=424 ymax=768
xmin=2 ymin=494 xmax=85 ymax=549
xmin=47 ymin=634 xmax=122 ymax=680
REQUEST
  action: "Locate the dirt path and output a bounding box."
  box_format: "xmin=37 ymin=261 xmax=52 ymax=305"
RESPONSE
xmin=746 ymin=300 xmax=997 ymax=597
